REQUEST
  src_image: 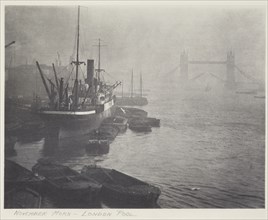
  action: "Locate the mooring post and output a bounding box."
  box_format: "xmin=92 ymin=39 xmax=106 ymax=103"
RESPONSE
xmin=225 ymin=50 xmax=236 ymax=89
xmin=180 ymin=51 xmax=189 ymax=81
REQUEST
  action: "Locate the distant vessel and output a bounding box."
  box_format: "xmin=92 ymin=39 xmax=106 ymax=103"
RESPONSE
xmin=254 ymin=92 xmax=265 ymax=99
xmin=116 ymin=70 xmax=148 ymax=106
xmin=34 ymin=6 xmax=120 ymax=139
xmin=236 ymin=90 xmax=257 ymax=95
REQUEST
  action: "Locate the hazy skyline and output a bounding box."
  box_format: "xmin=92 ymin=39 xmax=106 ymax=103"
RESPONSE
xmin=5 ymin=4 xmax=266 ymax=84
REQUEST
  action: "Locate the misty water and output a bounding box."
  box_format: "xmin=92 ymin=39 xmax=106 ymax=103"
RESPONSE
xmin=7 ymin=80 xmax=265 ymax=208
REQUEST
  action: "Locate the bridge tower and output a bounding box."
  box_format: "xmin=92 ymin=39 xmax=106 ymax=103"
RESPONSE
xmin=180 ymin=51 xmax=188 ymax=81
xmin=225 ymin=51 xmax=236 ymax=89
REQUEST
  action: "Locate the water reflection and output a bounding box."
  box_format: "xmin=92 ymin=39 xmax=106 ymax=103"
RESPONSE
xmin=85 ymin=144 xmax=110 ymax=155
xmin=5 ymin=85 xmax=265 ymax=208
xmin=42 ymin=132 xmax=110 ymax=158
xmin=7 ymin=129 xmax=111 ymax=172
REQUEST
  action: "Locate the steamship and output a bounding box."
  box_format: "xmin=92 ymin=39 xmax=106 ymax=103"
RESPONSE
xmin=34 ymin=6 xmax=120 ymax=139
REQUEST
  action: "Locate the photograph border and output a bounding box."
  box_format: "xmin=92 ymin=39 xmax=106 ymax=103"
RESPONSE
xmin=1 ymin=1 xmax=267 ymax=219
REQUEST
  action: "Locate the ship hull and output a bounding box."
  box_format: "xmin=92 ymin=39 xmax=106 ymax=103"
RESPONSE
xmin=40 ymin=100 xmax=115 ymax=140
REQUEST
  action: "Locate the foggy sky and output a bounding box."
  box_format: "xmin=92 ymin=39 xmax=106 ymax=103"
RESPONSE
xmin=5 ymin=4 xmax=266 ymax=85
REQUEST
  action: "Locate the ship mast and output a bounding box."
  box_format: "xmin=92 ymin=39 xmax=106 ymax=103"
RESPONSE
xmin=94 ymin=38 xmax=106 ymax=86
xmin=97 ymin=38 xmax=101 ymax=82
xmin=140 ymin=72 xmax=142 ymax=97
xmin=131 ymin=69 xmax=133 ymax=98
xmin=121 ymin=81 xmax=124 ymax=98
xmin=72 ymin=6 xmax=84 ymax=110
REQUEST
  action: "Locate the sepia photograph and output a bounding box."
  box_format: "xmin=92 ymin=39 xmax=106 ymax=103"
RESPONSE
xmin=1 ymin=0 xmax=267 ymax=219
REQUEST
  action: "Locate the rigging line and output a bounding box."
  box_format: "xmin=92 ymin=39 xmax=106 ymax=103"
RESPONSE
xmin=79 ymin=65 xmax=86 ymax=81
xmin=102 ymin=70 xmax=118 ymax=81
xmin=82 ymin=25 xmax=88 ymax=55
xmin=78 ymin=10 xmax=85 ymax=55
xmin=37 ymin=66 xmax=55 ymax=84
xmin=78 ymin=26 xmax=84 ymax=58
xmin=81 ymin=84 xmax=93 ymax=105
xmin=84 ymin=7 xmax=90 ymax=56
xmin=80 ymin=26 xmax=87 ymax=58
xmin=82 ymin=43 xmax=87 ymax=60
xmin=41 ymin=70 xmax=56 ymax=88
xmin=100 ymin=72 xmax=105 ymax=83
xmin=55 ymin=64 xmax=71 ymax=77
xmin=65 ymin=65 xmax=75 ymax=84
xmin=80 ymin=44 xmax=84 ymax=60
xmin=70 ymin=27 xmax=78 ymax=62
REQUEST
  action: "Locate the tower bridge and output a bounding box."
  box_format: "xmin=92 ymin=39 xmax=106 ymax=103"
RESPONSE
xmin=179 ymin=50 xmax=260 ymax=90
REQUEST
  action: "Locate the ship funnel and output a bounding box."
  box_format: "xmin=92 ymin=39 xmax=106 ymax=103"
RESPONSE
xmin=86 ymin=59 xmax=94 ymax=87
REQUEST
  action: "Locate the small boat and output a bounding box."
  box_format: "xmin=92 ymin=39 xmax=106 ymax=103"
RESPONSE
xmin=32 ymin=158 xmax=102 ymax=203
xmin=129 ymin=117 xmax=160 ymax=127
xmin=5 ymin=187 xmax=42 ymax=208
xmin=88 ymin=139 xmax=110 ymax=147
xmin=86 ymin=139 xmax=110 ymax=155
xmin=115 ymin=106 xmax=148 ymax=119
xmin=5 ymin=160 xmax=43 ymax=191
xmin=236 ymin=90 xmax=257 ymax=95
xmin=129 ymin=123 xmax=152 ymax=132
xmin=254 ymin=92 xmax=265 ymax=99
xmin=101 ymin=116 xmax=128 ymax=132
xmin=146 ymin=117 xmax=160 ymax=127
xmin=81 ymin=165 xmax=161 ymax=208
xmin=128 ymin=119 xmax=152 ymax=132
xmin=88 ymin=125 xmax=119 ymax=141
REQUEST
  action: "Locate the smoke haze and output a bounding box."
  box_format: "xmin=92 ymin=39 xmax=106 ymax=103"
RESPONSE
xmin=5 ymin=4 xmax=266 ymax=85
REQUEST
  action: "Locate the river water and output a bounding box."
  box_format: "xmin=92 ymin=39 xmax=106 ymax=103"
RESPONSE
xmin=7 ymin=81 xmax=265 ymax=208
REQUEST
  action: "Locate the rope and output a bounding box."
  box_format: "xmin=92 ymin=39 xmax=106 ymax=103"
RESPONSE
xmin=55 ymin=64 xmax=71 ymax=78
xmin=79 ymin=65 xmax=86 ymax=81
xmin=81 ymin=84 xmax=93 ymax=105
xmin=65 ymin=65 xmax=75 ymax=84
xmin=100 ymin=71 xmax=106 ymax=83
xmin=71 ymin=27 xmax=77 ymax=61
xmin=80 ymin=26 xmax=88 ymax=59
xmin=102 ymin=70 xmax=120 ymax=82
